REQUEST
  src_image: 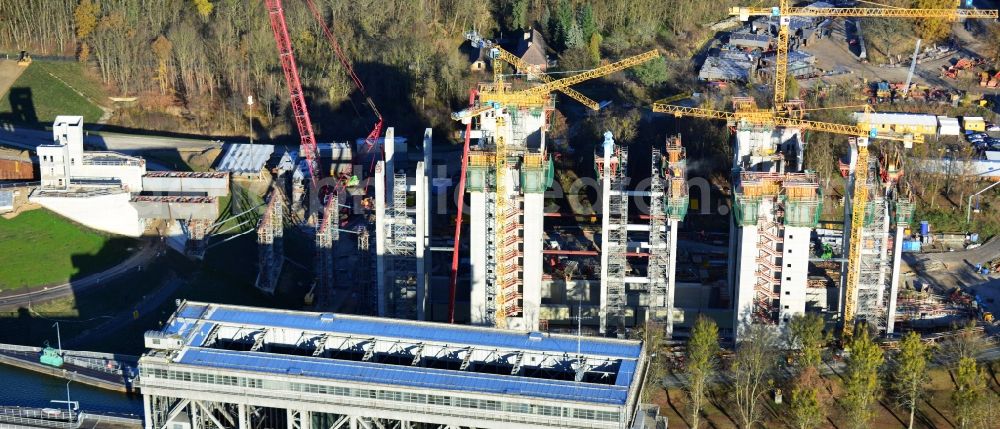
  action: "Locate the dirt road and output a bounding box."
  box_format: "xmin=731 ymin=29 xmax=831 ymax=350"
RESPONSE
xmin=0 ymin=60 xmax=26 ymax=99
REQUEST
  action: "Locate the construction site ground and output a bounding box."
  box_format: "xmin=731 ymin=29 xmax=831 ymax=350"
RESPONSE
xmin=795 ymin=17 xmax=997 ymax=94
xmin=902 ymin=236 xmax=1000 ymax=327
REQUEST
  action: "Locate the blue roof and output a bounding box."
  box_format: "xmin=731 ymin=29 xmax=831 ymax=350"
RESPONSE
xmin=185 ymin=304 xmax=641 ymax=359
xmin=177 ymin=348 xmax=630 ymax=405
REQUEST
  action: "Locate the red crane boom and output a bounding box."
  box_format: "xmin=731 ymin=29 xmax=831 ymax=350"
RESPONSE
xmin=265 ymin=0 xmax=319 ymax=187
xmin=447 ymin=89 xmax=477 ymax=323
xmin=301 ymin=0 xmax=383 ymax=149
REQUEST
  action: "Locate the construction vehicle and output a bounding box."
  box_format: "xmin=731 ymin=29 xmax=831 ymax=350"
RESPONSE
xmin=39 ymin=345 xmax=63 ymax=368
xmin=16 ymin=50 xmax=31 ymax=66
xmin=942 ymin=57 xmax=980 ymax=79
xmin=981 ymin=71 xmax=1000 ymax=88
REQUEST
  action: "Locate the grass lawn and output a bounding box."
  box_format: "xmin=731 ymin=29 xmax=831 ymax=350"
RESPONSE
xmin=0 ymin=60 xmax=106 ymax=126
xmin=0 ymin=209 xmax=135 ymax=291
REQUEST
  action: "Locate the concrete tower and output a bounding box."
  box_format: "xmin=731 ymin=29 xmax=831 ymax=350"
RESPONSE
xmin=465 ymin=104 xmax=551 ymax=331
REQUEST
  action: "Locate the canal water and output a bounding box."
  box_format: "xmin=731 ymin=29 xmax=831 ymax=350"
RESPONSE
xmin=0 ymin=364 xmax=142 ymax=416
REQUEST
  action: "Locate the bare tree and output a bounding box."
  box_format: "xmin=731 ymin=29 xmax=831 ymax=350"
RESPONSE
xmin=684 ymin=315 xmax=719 ymax=429
xmin=730 ymin=324 xmax=778 ymax=429
xmin=938 ymin=321 xmax=990 ymax=367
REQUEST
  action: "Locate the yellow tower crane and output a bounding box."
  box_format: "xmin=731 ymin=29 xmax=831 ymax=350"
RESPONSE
xmin=454 ymin=50 xmax=659 ymax=121
xmin=731 ymin=0 xmax=998 ymax=108
xmin=842 ymin=138 xmax=869 ymax=338
xmin=730 ymin=1 xmax=997 ymax=337
xmin=454 ymin=49 xmax=660 ymax=328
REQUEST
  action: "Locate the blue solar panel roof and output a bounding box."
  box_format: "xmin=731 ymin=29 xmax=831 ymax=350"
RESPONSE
xmin=177 ymin=348 xmax=630 ymax=405
xmin=183 ymin=303 xmax=641 ymax=359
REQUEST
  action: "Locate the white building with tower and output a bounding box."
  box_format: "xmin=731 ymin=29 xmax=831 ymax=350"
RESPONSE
xmin=31 ymin=116 xmax=228 ymax=250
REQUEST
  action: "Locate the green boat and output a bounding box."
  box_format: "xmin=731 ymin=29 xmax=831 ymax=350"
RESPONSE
xmin=39 ymin=345 xmax=63 ymax=368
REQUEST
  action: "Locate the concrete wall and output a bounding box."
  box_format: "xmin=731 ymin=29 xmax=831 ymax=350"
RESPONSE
xmin=74 ymin=163 xmax=145 ymax=192
xmin=779 ymin=226 xmax=811 ymax=325
xmin=469 ymin=191 xmax=487 ymax=325
xmin=142 ymin=175 xmax=229 ymax=197
xmin=36 ymin=144 xmax=70 ymax=189
xmin=131 ymin=199 xmax=218 ymax=220
xmin=734 ymin=225 xmax=759 ymax=333
xmin=31 ymin=192 xmax=142 ymax=236
xmin=521 ymin=192 xmax=544 ymax=331
xmin=52 ymin=115 xmax=84 ymax=166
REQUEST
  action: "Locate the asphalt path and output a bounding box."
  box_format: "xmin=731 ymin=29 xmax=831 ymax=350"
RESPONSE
xmin=0 ymin=122 xmax=221 ymax=153
xmin=0 ymin=239 xmax=161 ymax=311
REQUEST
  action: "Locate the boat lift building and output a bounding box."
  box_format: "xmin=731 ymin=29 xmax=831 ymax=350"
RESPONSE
xmin=139 ymin=301 xmax=649 ymax=429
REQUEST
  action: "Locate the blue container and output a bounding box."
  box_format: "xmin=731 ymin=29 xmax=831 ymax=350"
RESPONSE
xmin=970 ymin=233 xmax=980 ymax=243
xmin=902 ymin=240 xmax=922 ymax=252
xmin=920 ymin=221 xmax=929 ymax=236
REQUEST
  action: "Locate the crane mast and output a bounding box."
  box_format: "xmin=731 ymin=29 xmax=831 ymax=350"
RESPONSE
xmin=843 ymin=139 xmax=869 ymax=337
xmin=265 ymin=0 xmax=319 ymax=187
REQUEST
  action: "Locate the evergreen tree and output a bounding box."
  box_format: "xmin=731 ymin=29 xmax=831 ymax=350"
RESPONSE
xmin=952 ymin=356 xmax=987 ymax=429
xmin=587 ymin=32 xmax=602 ymax=65
xmin=510 ymin=0 xmax=529 ymax=30
xmin=565 ymin=21 xmax=584 ymax=49
xmin=633 ymin=57 xmax=669 ymax=86
xmin=843 ymin=328 xmax=884 ymax=429
xmin=894 ymin=332 xmax=928 ymax=429
xmin=685 ymin=316 xmax=719 ymax=429
xmin=579 ymin=4 xmax=597 ymax=42
xmin=555 ymin=0 xmax=574 ymax=49
xmin=787 ymin=313 xmax=825 ymax=369
xmin=790 ymin=367 xmax=826 ymax=429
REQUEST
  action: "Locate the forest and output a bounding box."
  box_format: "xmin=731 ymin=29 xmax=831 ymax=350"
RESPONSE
xmin=0 ymin=0 xmax=747 ymax=141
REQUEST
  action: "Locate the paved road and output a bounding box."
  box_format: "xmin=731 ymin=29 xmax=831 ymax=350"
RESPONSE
xmin=0 ymin=239 xmax=161 ymax=311
xmin=0 ymin=121 xmax=221 ymax=153
xmin=915 ymin=236 xmax=1000 ymax=268
xmin=65 ymin=276 xmax=183 ymax=349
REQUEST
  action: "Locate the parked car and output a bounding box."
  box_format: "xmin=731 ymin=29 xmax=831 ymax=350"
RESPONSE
xmin=969 ymin=132 xmax=990 ymax=140
xmin=986 ymin=123 xmax=1000 ymax=132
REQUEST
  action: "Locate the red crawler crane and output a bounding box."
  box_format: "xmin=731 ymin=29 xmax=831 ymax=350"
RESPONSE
xmin=265 ymin=0 xmax=384 ymax=189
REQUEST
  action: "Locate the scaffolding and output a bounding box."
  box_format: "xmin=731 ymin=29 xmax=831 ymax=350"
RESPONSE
xmin=314 ymin=194 xmax=339 ymax=309
xmin=605 ymin=146 xmax=629 ymax=331
xmin=357 ymin=227 xmax=375 ymax=315
xmin=255 ymin=186 xmax=285 ymax=294
xmin=649 ymin=148 xmax=668 ymax=311
xmin=856 ymin=191 xmax=890 ymax=331
xmin=664 ymin=136 xmax=689 ymax=220
xmin=850 ymin=149 xmax=911 ymax=335
xmin=386 ymin=173 xmax=417 ymax=319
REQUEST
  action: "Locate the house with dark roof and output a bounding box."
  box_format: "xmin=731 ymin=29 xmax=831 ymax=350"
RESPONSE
xmin=515 ymin=29 xmax=549 ymax=78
